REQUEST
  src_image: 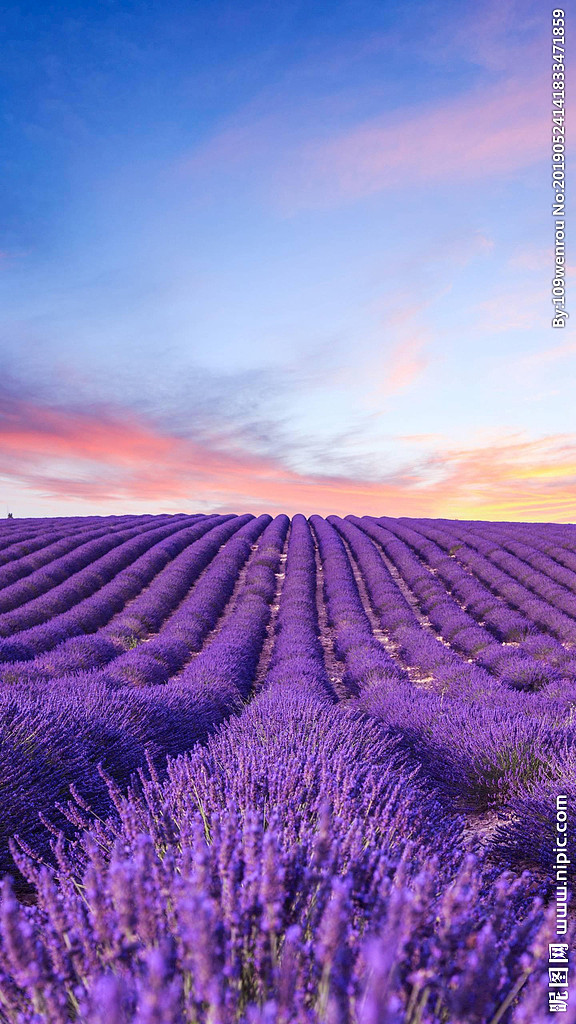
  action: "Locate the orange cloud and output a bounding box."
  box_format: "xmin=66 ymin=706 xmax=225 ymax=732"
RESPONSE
xmin=1 ymin=395 xmax=576 ymax=522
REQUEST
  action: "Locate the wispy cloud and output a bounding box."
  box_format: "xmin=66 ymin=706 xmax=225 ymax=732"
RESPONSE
xmin=425 ymin=0 xmax=543 ymax=73
xmin=273 ymin=77 xmax=547 ymax=210
xmin=376 ymin=332 xmax=430 ymax=397
xmin=364 ymin=287 xmax=453 ymax=402
xmin=178 ymin=68 xmax=549 ymax=214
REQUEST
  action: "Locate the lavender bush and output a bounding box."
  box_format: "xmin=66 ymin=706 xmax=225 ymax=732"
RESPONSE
xmin=0 ymin=512 xmax=573 ymax=1023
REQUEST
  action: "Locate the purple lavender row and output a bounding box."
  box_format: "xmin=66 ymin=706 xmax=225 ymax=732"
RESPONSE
xmin=0 ymin=517 xmax=88 ymax=548
xmin=331 ymin=518 xmax=557 ymax=786
xmin=102 ymin=515 xmax=236 ymax=647
xmin=0 ymin=514 xmax=145 ymax=554
xmin=373 ymin=518 xmax=574 ymax=690
xmin=0 ymin=505 xmax=270 ymax=869
xmin=448 ymin=519 xmax=576 ymax=622
xmin=0 ymin=524 xmax=68 ymax=556
xmin=360 ymin=519 xmax=498 ymax=655
xmin=346 ymin=516 xmax=512 ymax=683
xmin=0 ymin=515 xmax=184 ymax=615
xmin=309 ymin=515 xmax=405 ymax=693
xmin=169 ymin=514 xmax=289 ymax=703
xmin=0 ymin=517 xmax=213 ymax=663
xmin=378 ymin=517 xmax=535 ymax=640
xmin=445 ymin=522 xmax=576 ymax=868
xmin=263 ymin=514 xmax=336 ymax=701
xmin=402 ymin=519 xmax=576 ymax=681
xmin=0 ymin=684 xmax=556 ymax=1024
xmin=474 ymin=519 xmax=576 ymax=566
xmin=0 ymin=516 xmax=194 ymax=641
xmin=0 ymin=518 xmax=108 ymax=565
xmin=536 ymin=532 xmax=576 ymax=573
xmin=330 ymin=512 xmax=469 ymax=688
xmin=406 ymin=518 xmax=576 ymax=644
xmin=331 ymin=516 xmax=500 ymax=693
xmin=100 ymin=514 xmax=271 ymax=687
xmin=463 ymin=519 xmax=576 ymax=594
xmin=436 ymin=520 xmax=576 ymax=614
xmin=0 ymin=515 xmax=149 ymax=594
xmin=17 ymin=515 xmax=232 ymax=681
xmin=0 ymin=517 xmax=264 ymax=868
xmin=0 ymin=675 xmax=229 ymax=876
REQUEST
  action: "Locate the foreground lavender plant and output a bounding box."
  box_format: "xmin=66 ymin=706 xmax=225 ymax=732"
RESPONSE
xmin=0 ymin=688 xmax=565 ymax=1024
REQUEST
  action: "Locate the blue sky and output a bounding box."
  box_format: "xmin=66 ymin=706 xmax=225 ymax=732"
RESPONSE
xmin=1 ymin=0 xmax=574 ymax=520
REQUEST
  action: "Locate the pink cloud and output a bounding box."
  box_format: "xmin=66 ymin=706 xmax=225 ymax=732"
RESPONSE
xmin=177 ymin=68 xmax=553 ymax=214
xmin=377 ymin=333 xmax=430 ymax=397
xmin=274 ymin=77 xmax=548 ymax=210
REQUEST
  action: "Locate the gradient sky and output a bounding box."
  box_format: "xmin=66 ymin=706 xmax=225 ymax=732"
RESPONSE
xmin=1 ymin=0 xmax=574 ymax=521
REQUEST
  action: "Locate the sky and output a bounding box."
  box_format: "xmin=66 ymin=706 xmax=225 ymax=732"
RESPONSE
xmin=0 ymin=0 xmax=574 ymax=521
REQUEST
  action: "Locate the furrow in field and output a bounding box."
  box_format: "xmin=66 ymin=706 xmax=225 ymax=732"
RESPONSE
xmin=165 ymin=516 xmax=274 ymax=683
xmin=349 ymin=518 xmax=482 ymax=660
xmin=336 ymin=528 xmax=421 ymax=683
xmin=370 ymin=532 xmax=440 ymax=631
xmin=260 ymin=515 xmax=336 ymax=702
xmin=309 ymin=521 xmax=349 ymax=699
xmin=172 ymin=515 xmax=290 ymax=703
xmin=251 ymin=523 xmax=290 ymax=694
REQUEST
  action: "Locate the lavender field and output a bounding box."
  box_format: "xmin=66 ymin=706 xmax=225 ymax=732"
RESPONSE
xmin=0 ymin=511 xmax=574 ymax=1023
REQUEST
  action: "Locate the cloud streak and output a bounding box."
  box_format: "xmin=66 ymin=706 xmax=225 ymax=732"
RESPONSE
xmin=376 ymin=332 xmax=430 ymax=397
xmin=178 ymin=69 xmax=550 ymax=213
xmin=272 ymin=77 xmax=548 ymax=210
